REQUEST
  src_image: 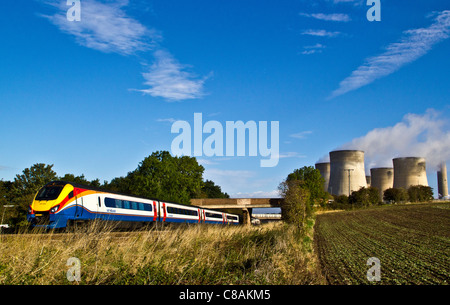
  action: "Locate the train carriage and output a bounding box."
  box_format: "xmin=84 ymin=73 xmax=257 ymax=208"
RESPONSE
xmin=27 ymin=181 xmax=240 ymax=229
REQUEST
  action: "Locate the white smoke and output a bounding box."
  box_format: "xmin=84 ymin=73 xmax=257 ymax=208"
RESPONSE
xmin=337 ymin=109 xmax=450 ymax=171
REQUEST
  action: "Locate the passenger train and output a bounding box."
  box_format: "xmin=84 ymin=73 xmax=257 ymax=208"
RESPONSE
xmin=27 ymin=181 xmax=240 ymax=229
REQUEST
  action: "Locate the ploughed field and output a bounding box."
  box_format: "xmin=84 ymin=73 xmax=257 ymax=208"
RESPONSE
xmin=314 ymin=203 xmax=450 ymax=284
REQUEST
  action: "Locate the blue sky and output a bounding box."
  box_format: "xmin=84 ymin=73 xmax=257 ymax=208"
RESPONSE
xmin=1 ymin=0 xmax=449 ymax=198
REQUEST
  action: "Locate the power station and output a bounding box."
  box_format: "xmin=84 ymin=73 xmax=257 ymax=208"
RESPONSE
xmin=315 ymin=162 xmax=330 ymax=193
xmin=315 ymin=149 xmax=447 ymax=200
xmin=392 ymin=157 xmax=428 ymax=189
xmin=370 ymin=167 xmax=394 ymax=200
xmin=437 ymin=162 xmax=448 ymax=198
xmin=327 ymin=150 xmax=367 ymax=196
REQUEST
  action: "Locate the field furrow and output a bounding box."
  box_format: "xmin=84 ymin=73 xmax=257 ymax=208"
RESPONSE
xmin=315 ymin=203 xmax=450 ymax=285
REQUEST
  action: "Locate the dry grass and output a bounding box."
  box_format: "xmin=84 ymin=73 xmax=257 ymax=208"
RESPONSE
xmin=0 ymin=221 xmax=325 ymax=285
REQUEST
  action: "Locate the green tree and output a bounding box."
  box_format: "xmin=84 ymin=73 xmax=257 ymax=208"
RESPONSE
xmin=383 ymin=188 xmax=408 ymax=203
xmin=286 ymin=166 xmax=328 ymax=207
xmin=407 ymin=185 xmax=433 ymax=202
xmin=59 ymin=173 xmax=101 ymax=187
xmin=349 ymin=187 xmax=381 ymax=207
xmin=106 ymin=151 xmax=205 ymax=205
xmin=331 ymin=194 xmax=350 ymax=209
xmin=279 ymin=166 xmax=327 ymax=228
xmin=198 ymin=180 xmax=230 ymax=198
xmin=0 ymin=180 xmax=14 ymax=226
xmin=279 ymin=179 xmax=311 ymax=229
xmin=10 ymin=163 xmax=58 ymax=227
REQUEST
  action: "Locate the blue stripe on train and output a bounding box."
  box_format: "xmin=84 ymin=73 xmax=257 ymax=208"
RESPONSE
xmin=29 ymin=206 xmax=237 ymax=229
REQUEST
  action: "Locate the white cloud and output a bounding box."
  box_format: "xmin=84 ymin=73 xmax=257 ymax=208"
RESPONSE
xmin=41 ymin=0 xmax=208 ymax=101
xmin=329 ymin=10 xmax=450 ymax=99
xmin=197 ymin=159 xmax=219 ymax=166
xmin=137 ymin=50 xmax=208 ymax=101
xmin=340 ymin=109 xmax=450 ymax=170
xmin=300 ymin=12 xmax=351 ymax=22
xmin=277 ymin=152 xmax=307 ymax=159
xmin=42 ymin=0 xmax=159 ymax=55
xmin=290 ymin=130 xmax=313 ymax=139
xmin=156 ymin=118 xmax=178 ymax=123
xmin=301 ymin=44 xmax=326 ymax=55
xmin=301 ymin=29 xmax=341 ymax=37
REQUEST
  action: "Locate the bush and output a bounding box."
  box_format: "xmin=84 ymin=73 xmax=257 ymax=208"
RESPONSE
xmin=279 ymin=180 xmax=311 ymax=229
xmin=383 ymin=188 xmax=408 ymax=203
xmin=407 ymin=185 xmax=433 ymax=202
xmin=349 ymin=187 xmax=381 ymax=206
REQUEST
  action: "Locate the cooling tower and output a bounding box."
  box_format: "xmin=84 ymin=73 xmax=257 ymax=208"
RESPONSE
xmin=366 ymin=176 xmax=371 ymax=187
xmin=315 ymin=162 xmax=330 ymax=192
xmin=370 ymin=167 xmax=394 ymax=201
xmin=393 ymin=157 xmax=428 ymax=189
xmin=437 ymin=162 xmax=448 ymax=198
xmin=328 ymin=150 xmax=367 ymax=196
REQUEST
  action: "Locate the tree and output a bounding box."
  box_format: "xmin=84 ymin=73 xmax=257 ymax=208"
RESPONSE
xmin=198 ymin=180 xmax=230 ymax=198
xmin=286 ymin=166 xmax=328 ymax=207
xmin=279 ymin=166 xmax=326 ymax=228
xmin=383 ymin=188 xmax=408 ymax=203
xmin=279 ymin=179 xmax=311 ymax=229
xmin=10 ymin=163 xmax=58 ymax=227
xmin=0 ymin=180 xmax=14 ymax=226
xmin=59 ymin=173 xmax=101 ymax=187
xmin=106 ymin=151 xmax=205 ymax=205
xmin=349 ymin=187 xmax=381 ymax=206
xmin=408 ymin=185 xmax=433 ymax=202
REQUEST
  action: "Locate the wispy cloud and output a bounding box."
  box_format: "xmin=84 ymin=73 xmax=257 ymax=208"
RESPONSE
xmin=137 ymin=50 xmax=209 ymax=101
xmin=300 ymin=12 xmax=351 ymax=22
xmin=301 ymin=29 xmax=341 ymax=37
xmin=329 ymin=10 xmax=450 ymax=99
xmin=300 ymin=43 xmax=326 ymax=55
xmin=330 ymin=0 xmax=364 ymax=5
xmin=156 ymin=118 xmax=178 ymax=123
xmin=41 ymin=0 xmax=208 ymax=101
xmin=277 ymin=152 xmax=307 ymax=159
xmin=290 ymin=130 xmax=313 ymax=139
xmin=42 ymin=0 xmax=159 ymax=55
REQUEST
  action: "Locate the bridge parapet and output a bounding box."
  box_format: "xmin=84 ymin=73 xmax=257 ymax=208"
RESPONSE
xmin=191 ymin=198 xmax=284 ymax=225
xmin=191 ymin=198 xmax=283 ymax=209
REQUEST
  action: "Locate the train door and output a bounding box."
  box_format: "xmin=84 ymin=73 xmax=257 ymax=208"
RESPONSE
xmin=75 ymin=196 xmax=84 ymax=218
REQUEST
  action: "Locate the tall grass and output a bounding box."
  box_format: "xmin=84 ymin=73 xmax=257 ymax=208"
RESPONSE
xmin=0 ymin=221 xmax=325 ymax=285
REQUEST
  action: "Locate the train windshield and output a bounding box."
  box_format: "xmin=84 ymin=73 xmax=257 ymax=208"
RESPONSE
xmin=35 ymin=185 xmax=64 ymax=201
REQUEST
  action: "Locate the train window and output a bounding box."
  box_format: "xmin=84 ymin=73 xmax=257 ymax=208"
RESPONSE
xmin=36 ymin=186 xmax=64 ymax=201
xmin=166 ymin=206 xmax=198 ymax=216
xmin=98 ymin=197 xmax=101 ymax=207
xmin=131 ymin=201 xmax=138 ymax=210
xmin=206 ymin=212 xmax=222 ymax=219
xmin=123 ymin=201 xmax=130 ymax=209
xmin=115 ymin=199 xmax=123 ymax=209
xmin=105 ymin=198 xmax=114 ymax=208
xmin=68 ymin=191 xmax=74 ymax=199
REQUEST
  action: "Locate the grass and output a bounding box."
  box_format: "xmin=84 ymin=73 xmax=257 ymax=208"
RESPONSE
xmin=314 ymin=202 xmax=450 ymax=285
xmin=0 ymin=221 xmax=325 ymax=285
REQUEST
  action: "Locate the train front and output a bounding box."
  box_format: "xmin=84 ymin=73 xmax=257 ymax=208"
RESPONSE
xmin=27 ymin=181 xmax=74 ymax=229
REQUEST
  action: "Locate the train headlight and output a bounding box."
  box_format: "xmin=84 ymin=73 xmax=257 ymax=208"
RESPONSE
xmin=50 ymin=205 xmax=60 ymax=213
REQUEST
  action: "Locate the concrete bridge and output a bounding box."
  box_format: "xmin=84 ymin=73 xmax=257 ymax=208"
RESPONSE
xmin=190 ymin=198 xmax=284 ymax=225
